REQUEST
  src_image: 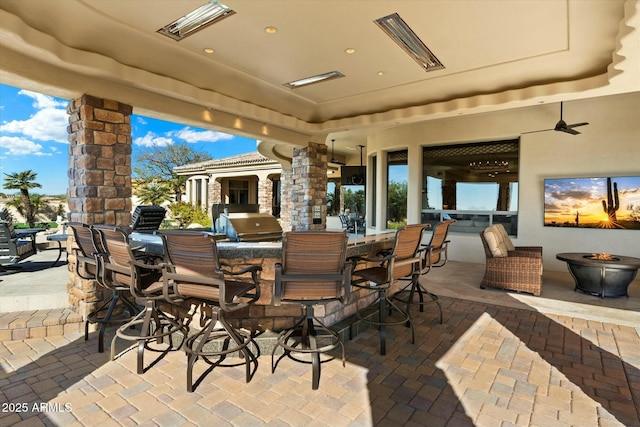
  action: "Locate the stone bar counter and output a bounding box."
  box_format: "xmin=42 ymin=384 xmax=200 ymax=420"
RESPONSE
xmin=128 ymin=232 xmax=398 ymax=332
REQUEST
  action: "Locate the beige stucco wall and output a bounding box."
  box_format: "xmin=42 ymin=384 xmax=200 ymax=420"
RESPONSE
xmin=366 ymin=92 xmax=640 ymax=271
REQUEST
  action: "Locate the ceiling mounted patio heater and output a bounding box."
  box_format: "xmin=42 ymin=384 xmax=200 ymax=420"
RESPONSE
xmin=375 ymin=13 xmax=444 ymax=72
xmin=157 ymin=0 xmax=236 ymax=41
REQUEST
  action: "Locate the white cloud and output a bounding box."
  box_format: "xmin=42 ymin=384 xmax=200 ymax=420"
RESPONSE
xmin=0 ymin=91 xmax=68 ymax=143
xmin=19 ymin=89 xmax=67 ymax=109
xmin=0 ymin=135 xmax=47 ymax=155
xmin=134 ymin=132 xmax=174 ymax=147
xmin=171 ymin=127 xmax=233 ymax=143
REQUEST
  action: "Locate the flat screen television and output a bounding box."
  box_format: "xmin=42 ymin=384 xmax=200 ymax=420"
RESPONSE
xmin=341 ymin=166 xmax=366 ymax=186
xmin=543 ymin=175 xmax=640 ymax=229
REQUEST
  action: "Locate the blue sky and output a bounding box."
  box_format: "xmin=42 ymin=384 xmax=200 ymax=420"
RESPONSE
xmin=0 ymin=83 xmax=258 ymax=195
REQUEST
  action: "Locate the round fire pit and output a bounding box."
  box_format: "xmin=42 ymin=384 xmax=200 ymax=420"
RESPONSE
xmin=556 ymin=253 xmax=640 ymax=298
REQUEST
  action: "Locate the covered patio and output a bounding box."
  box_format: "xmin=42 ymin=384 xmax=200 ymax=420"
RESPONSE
xmin=1 ymin=1 xmax=640 ymax=426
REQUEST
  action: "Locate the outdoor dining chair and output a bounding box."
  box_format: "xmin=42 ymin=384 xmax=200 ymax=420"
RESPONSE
xmin=93 ymin=225 xmax=186 ymax=374
xmin=271 ymin=231 xmax=351 ymax=390
xmin=68 ymin=222 xmax=141 ymax=353
xmin=392 ymin=220 xmax=455 ymax=324
xmin=349 ymin=225 xmax=425 ymax=355
xmin=158 ymin=231 xmax=262 ymax=392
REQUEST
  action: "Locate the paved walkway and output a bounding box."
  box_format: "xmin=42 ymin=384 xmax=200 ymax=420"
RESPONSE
xmin=1 ymin=295 xmax=639 ymax=427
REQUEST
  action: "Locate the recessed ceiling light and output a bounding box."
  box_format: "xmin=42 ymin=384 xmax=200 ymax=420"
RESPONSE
xmin=375 ymin=13 xmax=444 ymax=72
xmin=284 ymin=71 xmax=345 ymax=89
xmin=158 ymin=1 xmax=235 ymax=41
xmin=344 ymin=48 xmax=356 ymax=54
xmin=265 ymin=26 xmax=277 ymax=34
xmin=377 ymin=71 xmax=385 ymax=76
xmin=203 ymin=48 xmax=214 ymax=54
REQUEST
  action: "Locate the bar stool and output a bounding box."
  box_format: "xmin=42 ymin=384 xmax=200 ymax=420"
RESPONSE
xmin=158 ymin=231 xmax=262 ymax=392
xmin=68 ymin=222 xmax=140 ymax=353
xmin=392 ymin=220 xmax=455 ymax=324
xmin=350 ymin=225 xmax=425 ymax=355
xmin=271 ymin=231 xmax=351 ymax=390
xmin=94 ymin=226 xmax=186 ymax=374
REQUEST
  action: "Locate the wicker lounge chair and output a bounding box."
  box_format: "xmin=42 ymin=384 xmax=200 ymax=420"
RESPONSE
xmin=479 ymin=224 xmax=543 ymax=296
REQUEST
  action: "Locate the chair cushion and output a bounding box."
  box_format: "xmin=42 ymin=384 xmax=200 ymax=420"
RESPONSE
xmin=483 ymin=226 xmax=508 ymax=257
xmin=494 ymin=224 xmax=516 ymax=251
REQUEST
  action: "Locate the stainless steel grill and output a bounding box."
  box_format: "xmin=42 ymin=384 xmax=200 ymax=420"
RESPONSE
xmin=212 ymin=203 xmax=282 ymax=242
xmin=221 ymin=213 xmax=283 ymax=242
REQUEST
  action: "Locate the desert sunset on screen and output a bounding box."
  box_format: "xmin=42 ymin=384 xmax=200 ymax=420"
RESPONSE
xmin=544 ymin=176 xmax=640 ymax=229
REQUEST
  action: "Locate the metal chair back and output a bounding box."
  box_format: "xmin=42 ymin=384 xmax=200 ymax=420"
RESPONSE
xmin=276 ymin=231 xmax=351 ymax=303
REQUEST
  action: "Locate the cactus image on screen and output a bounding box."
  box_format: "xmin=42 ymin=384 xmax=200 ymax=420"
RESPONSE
xmin=602 ymin=177 xmax=619 ymax=222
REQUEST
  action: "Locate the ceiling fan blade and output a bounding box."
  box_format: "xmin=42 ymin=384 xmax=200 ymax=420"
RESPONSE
xmin=558 ymin=127 xmax=581 ymax=135
xmin=521 ymin=128 xmax=553 ymax=135
xmin=567 ymin=122 xmax=589 ymax=128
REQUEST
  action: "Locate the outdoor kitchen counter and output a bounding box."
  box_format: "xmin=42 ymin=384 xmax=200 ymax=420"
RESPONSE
xmin=219 ymin=232 xmax=395 ymax=259
xmin=129 ymin=231 xmax=398 ymax=331
xmin=130 ymin=231 xmax=396 ymax=260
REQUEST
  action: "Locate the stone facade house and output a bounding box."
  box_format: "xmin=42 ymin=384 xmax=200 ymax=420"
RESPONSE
xmin=174 ymin=151 xmax=282 ymax=218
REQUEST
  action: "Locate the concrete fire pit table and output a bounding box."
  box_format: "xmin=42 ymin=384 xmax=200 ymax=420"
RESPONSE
xmin=556 ymin=252 xmax=640 ymax=298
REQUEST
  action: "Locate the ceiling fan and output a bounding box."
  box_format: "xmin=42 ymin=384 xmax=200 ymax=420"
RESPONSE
xmin=329 ymin=139 xmax=345 ymax=165
xmin=523 ymin=102 xmax=589 ymax=135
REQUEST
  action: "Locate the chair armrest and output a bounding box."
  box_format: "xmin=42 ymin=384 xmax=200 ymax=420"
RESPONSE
xmin=514 ymin=245 xmax=542 ymax=250
xmin=130 ymin=258 xmax=163 ymax=270
xmin=509 ymin=247 xmax=542 ymax=258
xmin=393 ymin=255 xmax=422 ymax=270
xmin=15 ymin=231 xmax=38 ymax=240
xmin=222 ymin=263 xmax=263 ymax=276
xmin=421 ymin=239 xmax=450 ymax=250
xmin=348 ymin=253 xmax=394 ymax=265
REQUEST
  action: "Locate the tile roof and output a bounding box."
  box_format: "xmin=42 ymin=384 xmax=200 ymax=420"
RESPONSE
xmin=174 ymin=151 xmax=278 ymax=173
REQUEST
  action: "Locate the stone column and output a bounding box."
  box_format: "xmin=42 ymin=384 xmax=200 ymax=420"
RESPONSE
xmin=67 ymin=95 xmax=133 ymax=225
xmin=66 ymin=94 xmax=133 ymax=317
xmin=289 ymin=142 xmax=328 ymax=231
xmin=258 ymin=177 xmax=273 ymax=215
xmin=207 ymin=178 xmax=221 ymax=217
xmin=280 ymin=169 xmax=293 ymax=231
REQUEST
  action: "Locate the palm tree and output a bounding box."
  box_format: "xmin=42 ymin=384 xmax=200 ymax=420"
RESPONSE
xmin=135 ymin=181 xmax=173 ymax=206
xmin=3 ymin=170 xmax=42 ymax=227
xmin=6 ymin=194 xmax=50 ymax=225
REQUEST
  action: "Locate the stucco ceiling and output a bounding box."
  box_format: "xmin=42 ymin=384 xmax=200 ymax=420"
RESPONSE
xmin=0 ymin=0 xmax=638 ymax=159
